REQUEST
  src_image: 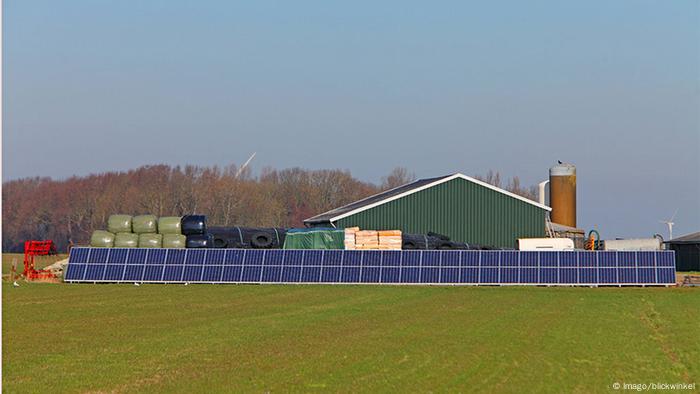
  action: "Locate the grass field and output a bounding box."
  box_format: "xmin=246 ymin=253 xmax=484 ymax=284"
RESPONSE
xmin=3 ymin=273 xmax=699 ymax=393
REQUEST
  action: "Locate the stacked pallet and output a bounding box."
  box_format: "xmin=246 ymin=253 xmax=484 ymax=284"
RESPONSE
xmin=343 ymin=227 xmax=360 ymax=250
xmin=378 ymin=230 xmax=402 ymax=250
xmin=343 ymin=227 xmax=402 ymax=250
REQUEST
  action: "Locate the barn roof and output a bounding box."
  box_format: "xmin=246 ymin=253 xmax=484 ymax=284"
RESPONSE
xmin=304 ymin=173 xmax=551 ymax=225
xmin=668 ymin=231 xmax=700 ymax=244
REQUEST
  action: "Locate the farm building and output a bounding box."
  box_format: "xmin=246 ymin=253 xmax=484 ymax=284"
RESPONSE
xmin=304 ymin=173 xmax=551 ymax=248
xmin=666 ymin=232 xmax=700 ymax=271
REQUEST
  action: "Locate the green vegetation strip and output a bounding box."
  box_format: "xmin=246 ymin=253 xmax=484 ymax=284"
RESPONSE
xmin=3 ymin=280 xmax=698 ymax=393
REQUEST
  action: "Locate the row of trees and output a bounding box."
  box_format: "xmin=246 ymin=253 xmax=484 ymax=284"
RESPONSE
xmin=2 ymin=165 xmax=535 ymax=252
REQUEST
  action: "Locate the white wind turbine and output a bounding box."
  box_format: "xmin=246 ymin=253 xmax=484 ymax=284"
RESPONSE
xmin=660 ymin=208 xmax=678 ymax=241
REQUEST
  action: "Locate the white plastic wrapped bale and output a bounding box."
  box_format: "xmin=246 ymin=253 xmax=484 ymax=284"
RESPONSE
xmin=344 ymin=227 xmax=359 ymax=250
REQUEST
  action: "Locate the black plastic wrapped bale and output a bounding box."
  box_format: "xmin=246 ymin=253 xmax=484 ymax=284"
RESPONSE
xmin=186 ymin=234 xmax=213 ymax=248
xmin=208 ymin=227 xmax=287 ymax=249
xmin=181 ymin=215 xmax=207 ymax=236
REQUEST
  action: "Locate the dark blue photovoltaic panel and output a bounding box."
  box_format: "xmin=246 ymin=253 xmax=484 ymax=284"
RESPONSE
xmin=222 ymin=266 xmax=242 ymax=281
xmin=579 ymin=269 xmax=597 ymax=284
xmin=540 ymin=268 xmax=557 ymax=284
xmin=203 ymin=265 xmax=223 ymax=281
xmin=540 ymin=253 xmax=557 ymax=268
xmin=65 ymin=263 xmax=86 ymax=280
xmin=321 ymin=266 xmax=342 ymax=282
xmin=183 ymin=265 xmax=204 ymax=281
xmin=519 ymin=268 xmax=537 ymax=283
xmin=104 ymin=264 xmax=124 ymax=281
xmin=461 ymin=267 xmax=478 ymax=283
xmin=70 ymin=248 xmax=89 ymax=264
xmin=87 ymin=248 xmax=109 ymax=264
xmin=381 ymin=267 xmax=401 ymax=283
xmin=222 ymin=249 xmax=245 ymax=265
xmin=658 ymin=268 xmax=675 ymax=283
xmin=658 ymin=253 xmax=675 ymax=267
xmin=422 ymin=251 xmax=440 ymax=267
xmin=501 ymin=252 xmax=518 ymax=267
xmin=441 ymin=267 xmax=459 ymax=283
xmin=481 ymin=252 xmax=500 ymax=267
xmin=618 ymin=252 xmax=637 ymax=268
xmin=502 ymin=268 xmax=519 ymax=283
xmin=361 ymin=267 xmax=381 ymax=283
xmin=599 ymin=252 xmax=617 ymax=268
xmin=600 ymin=268 xmax=617 ymax=283
xmin=341 ymin=266 xmax=360 ymax=282
xmin=362 ymin=251 xmax=382 ymax=266
xmin=323 ymin=250 xmax=343 ymax=266
xmin=186 ymin=249 xmax=208 ymax=265
xmin=85 ymin=264 xmax=106 ymax=280
xmin=282 ymin=266 xmax=301 ymax=282
xmin=461 ymin=251 xmax=479 ymax=266
xmin=560 ymin=269 xmax=578 ymax=284
xmin=520 ymin=252 xmax=538 ymax=267
xmin=578 ymin=252 xmax=596 ymax=267
xmin=560 ymin=252 xmax=577 ymax=268
xmin=401 ymin=251 xmax=421 ymax=267
xmin=301 ymin=266 xmax=322 ymax=282
xmin=638 ymin=252 xmax=655 ymax=267
xmin=165 ymin=249 xmax=186 ymax=264
xmin=164 ymin=265 xmax=184 ymax=281
xmin=144 ymin=265 xmax=164 ymax=281
xmin=262 ymin=265 xmax=282 ymax=282
xmin=638 ymin=268 xmax=655 ymax=283
xmin=265 ymin=250 xmax=285 ymax=266
xmin=64 ymin=248 xmax=675 ymax=285
xmin=304 ymin=250 xmax=323 ymax=266
xmin=106 ymin=249 xmax=128 ymax=264
xmin=124 ymin=265 xmax=144 ymax=281
xmin=480 ymin=268 xmax=498 ymax=283
xmin=401 ymin=267 xmax=420 ymax=283
xmin=145 ymin=249 xmax=167 ymax=264
xmin=383 ymin=251 xmax=402 ymax=267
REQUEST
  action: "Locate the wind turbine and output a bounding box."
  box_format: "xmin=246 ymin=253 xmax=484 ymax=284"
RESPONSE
xmin=235 ymin=152 xmax=256 ymax=179
xmin=660 ymin=208 xmax=678 ymax=241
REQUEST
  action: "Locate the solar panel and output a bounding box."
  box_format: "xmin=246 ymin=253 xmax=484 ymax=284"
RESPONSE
xmin=64 ymin=248 xmax=676 ymax=286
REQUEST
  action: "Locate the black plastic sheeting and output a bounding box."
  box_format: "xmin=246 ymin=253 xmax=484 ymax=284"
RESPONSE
xmin=401 ymin=233 xmax=503 ymax=250
xmin=181 ymin=215 xmax=207 ymax=236
xmin=186 ymin=234 xmax=214 ymax=248
xmin=208 ymin=227 xmax=287 ymax=249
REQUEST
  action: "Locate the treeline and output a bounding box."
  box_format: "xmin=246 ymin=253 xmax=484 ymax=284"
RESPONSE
xmin=2 ymin=165 xmax=536 ymax=252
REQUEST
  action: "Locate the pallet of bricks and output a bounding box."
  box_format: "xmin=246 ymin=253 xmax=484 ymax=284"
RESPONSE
xmin=344 ymin=227 xmax=402 ymax=250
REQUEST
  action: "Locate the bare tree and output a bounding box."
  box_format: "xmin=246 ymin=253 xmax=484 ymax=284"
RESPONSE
xmin=381 ymin=167 xmax=416 ymax=190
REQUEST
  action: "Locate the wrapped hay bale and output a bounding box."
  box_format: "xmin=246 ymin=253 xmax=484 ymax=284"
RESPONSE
xmin=91 ymin=230 xmax=115 ymax=248
xmin=158 ymin=216 xmax=182 ymax=234
xmin=181 ymin=215 xmax=207 ymax=235
xmin=107 ymin=215 xmax=132 ymax=233
xmin=186 ymin=234 xmax=213 ymax=248
xmin=138 ymin=233 xmax=162 ymax=248
xmin=114 ymin=232 xmax=139 ymax=248
xmin=344 ymin=227 xmax=360 ymax=250
xmin=162 ymin=234 xmax=186 ymax=248
xmin=133 ymin=215 xmax=158 ymax=234
xmin=378 ymin=230 xmax=402 ymax=250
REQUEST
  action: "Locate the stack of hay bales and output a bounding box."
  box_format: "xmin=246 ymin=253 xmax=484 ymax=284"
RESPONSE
xmin=343 ymin=227 xmax=402 ymax=250
xmin=90 ymin=214 xmax=185 ymax=248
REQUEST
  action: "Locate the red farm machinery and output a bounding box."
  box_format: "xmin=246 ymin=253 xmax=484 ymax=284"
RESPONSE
xmin=21 ymin=240 xmax=59 ymax=281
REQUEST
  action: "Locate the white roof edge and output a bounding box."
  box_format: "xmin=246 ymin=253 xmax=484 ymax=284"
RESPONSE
xmin=329 ymin=173 xmax=551 ymax=223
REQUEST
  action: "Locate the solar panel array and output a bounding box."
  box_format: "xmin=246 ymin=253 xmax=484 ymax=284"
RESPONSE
xmin=64 ymin=247 xmax=676 ymax=286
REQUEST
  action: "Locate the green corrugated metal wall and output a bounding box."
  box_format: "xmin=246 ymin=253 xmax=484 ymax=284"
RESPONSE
xmin=335 ymin=178 xmax=546 ymax=248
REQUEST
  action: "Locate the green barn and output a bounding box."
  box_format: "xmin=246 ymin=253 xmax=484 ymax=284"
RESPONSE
xmin=304 ymin=173 xmax=551 ymax=248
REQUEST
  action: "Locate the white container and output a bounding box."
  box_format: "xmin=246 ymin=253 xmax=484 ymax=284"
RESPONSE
xmin=517 ymin=238 xmax=575 ymax=251
xmin=603 ymin=238 xmax=661 ymax=251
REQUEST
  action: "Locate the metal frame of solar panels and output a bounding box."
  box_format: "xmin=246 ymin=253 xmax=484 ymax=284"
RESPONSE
xmin=65 ymin=247 xmax=676 ymax=286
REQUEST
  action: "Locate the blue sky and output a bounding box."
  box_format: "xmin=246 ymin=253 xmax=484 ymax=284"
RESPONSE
xmin=3 ymin=0 xmax=699 ymax=238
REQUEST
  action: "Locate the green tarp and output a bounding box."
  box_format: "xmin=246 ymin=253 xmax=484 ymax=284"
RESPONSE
xmin=282 ymin=228 xmax=344 ymax=250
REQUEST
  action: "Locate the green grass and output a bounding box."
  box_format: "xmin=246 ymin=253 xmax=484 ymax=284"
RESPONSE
xmin=3 ymin=281 xmax=699 ymax=393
